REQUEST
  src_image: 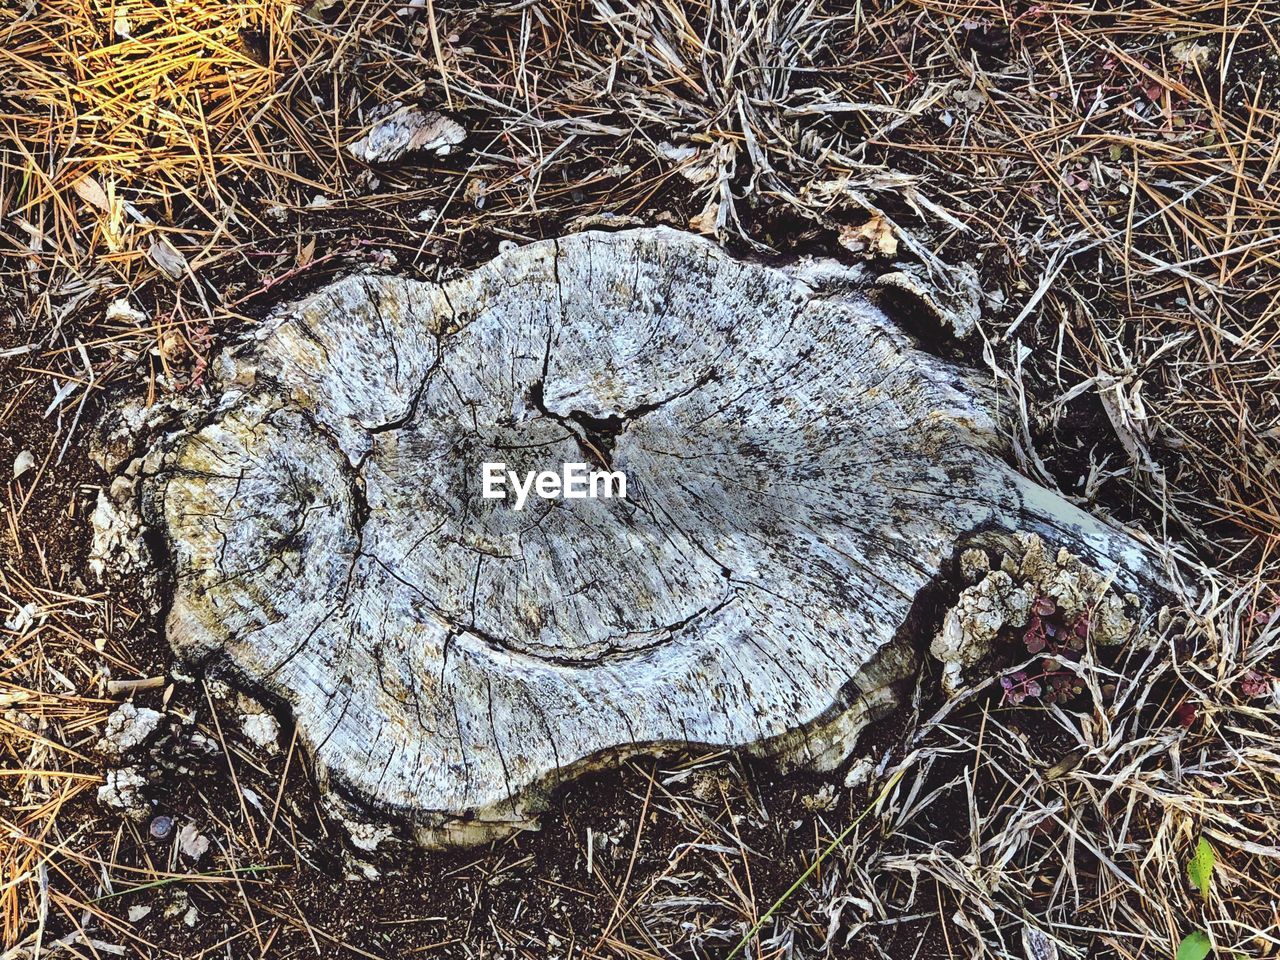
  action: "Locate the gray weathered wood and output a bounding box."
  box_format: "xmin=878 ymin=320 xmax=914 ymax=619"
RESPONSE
xmin=138 ymin=227 xmax=1156 ymax=846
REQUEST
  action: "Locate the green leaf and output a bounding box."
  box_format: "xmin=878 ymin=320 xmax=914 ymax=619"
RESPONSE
xmin=1187 ymin=837 xmax=1216 ymax=900
xmin=1175 ymin=930 xmax=1212 ymax=960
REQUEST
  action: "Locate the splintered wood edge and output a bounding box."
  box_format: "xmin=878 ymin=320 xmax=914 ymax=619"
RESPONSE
xmin=136 ymin=227 xmax=1162 ymax=847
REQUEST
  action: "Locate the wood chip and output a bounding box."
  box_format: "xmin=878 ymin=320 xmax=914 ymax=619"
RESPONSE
xmin=347 ymin=105 xmax=466 ymax=164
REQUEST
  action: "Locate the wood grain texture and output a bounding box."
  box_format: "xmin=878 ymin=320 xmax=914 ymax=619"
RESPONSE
xmin=141 ymin=227 xmax=1156 ymax=844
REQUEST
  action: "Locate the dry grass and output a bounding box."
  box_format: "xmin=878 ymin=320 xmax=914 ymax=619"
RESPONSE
xmin=835 ymin=557 xmax=1280 ymax=959
xmin=2 ymin=0 xmax=1279 ymax=956
xmin=0 ymin=572 xmax=114 ymax=951
xmin=4 ymin=0 xmax=293 ymax=180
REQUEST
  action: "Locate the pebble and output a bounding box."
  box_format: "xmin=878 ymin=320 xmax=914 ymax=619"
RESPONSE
xmin=12 ymin=450 xmax=34 ymax=479
xmin=177 ymin=822 xmax=211 ymax=861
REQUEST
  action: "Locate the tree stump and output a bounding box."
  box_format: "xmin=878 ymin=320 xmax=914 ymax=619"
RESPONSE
xmin=138 ymin=227 xmax=1156 ymax=846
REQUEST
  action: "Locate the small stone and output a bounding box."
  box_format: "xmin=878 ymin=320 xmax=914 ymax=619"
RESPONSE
xmin=1170 ymin=40 xmax=1211 ymax=70
xmin=177 ymin=822 xmax=211 ymax=861
xmin=3 ymin=601 xmax=41 ymax=637
xmin=147 ymin=237 xmax=188 ymax=280
xmin=105 ymin=298 xmax=147 ymax=326
xmin=185 ymin=731 xmax=221 ymax=756
xmin=1022 ymin=926 xmax=1059 ymax=960
xmin=240 ymin=786 xmax=266 ymax=815
xmin=801 ymin=783 xmax=837 ymax=812
xmin=656 ymin=142 xmax=718 ymax=185
xmin=12 ymin=450 xmax=34 ymax=479
xmin=128 ymin=905 xmax=152 ymax=922
xmin=838 ymin=215 xmax=898 ymax=258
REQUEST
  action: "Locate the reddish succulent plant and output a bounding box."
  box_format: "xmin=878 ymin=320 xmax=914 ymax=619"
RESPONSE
xmin=1000 ymin=596 xmax=1091 ymax=707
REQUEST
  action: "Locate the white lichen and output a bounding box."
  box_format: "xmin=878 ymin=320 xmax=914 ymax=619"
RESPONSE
xmin=98 ymin=766 xmax=148 ymax=819
xmin=932 ymin=533 xmax=1139 ymax=695
xmin=89 ymin=477 xmax=147 ymax=581
xmin=97 ymin=702 xmax=163 ymax=759
xmin=240 ymin=712 xmax=280 ymax=752
xmin=958 ymin=547 xmax=990 ymax=585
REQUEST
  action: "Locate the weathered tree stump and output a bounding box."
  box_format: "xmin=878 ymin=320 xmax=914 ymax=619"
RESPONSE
xmin=137 ymin=228 xmax=1156 ymax=846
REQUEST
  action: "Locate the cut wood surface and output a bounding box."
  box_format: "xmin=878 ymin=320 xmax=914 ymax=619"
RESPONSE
xmin=140 ymin=227 xmax=1156 ymax=844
